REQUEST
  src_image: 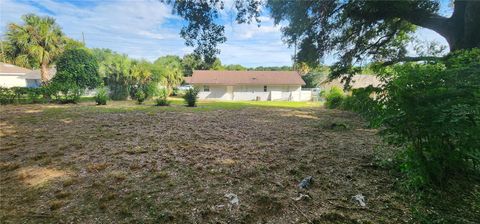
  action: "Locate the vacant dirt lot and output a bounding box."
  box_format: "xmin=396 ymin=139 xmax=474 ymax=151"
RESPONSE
xmin=0 ymin=102 xmax=411 ymax=223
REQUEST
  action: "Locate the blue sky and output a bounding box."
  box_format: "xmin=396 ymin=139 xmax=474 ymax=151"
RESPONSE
xmin=1 ymin=0 xmax=450 ymax=67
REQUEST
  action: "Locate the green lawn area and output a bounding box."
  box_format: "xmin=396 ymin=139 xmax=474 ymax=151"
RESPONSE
xmin=169 ymin=97 xmax=322 ymax=109
xmin=52 ymin=98 xmax=323 ymax=114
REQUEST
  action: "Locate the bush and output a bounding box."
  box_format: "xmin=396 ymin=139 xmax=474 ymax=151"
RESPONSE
xmin=11 ymin=87 xmax=28 ymax=100
xmin=94 ymin=87 xmax=108 ymax=105
xmin=135 ymin=89 xmax=146 ymax=104
xmin=144 ymin=82 xmax=159 ymax=99
xmin=26 ymin=88 xmax=43 ymax=103
xmin=51 ymin=48 xmax=100 ymax=103
xmin=183 ymin=87 xmax=199 ymax=107
xmin=0 ymin=87 xmax=15 ymax=104
xmin=377 ymin=49 xmax=480 ymax=187
xmin=341 ymin=86 xmax=383 ymax=127
xmin=171 ymin=87 xmax=186 ymax=96
xmin=42 ymin=83 xmax=62 ymax=102
xmin=49 ymin=82 xmax=83 ymax=104
xmin=109 ymin=83 xmax=129 ymax=101
xmin=0 ymin=87 xmax=47 ymax=104
xmin=171 ymin=87 xmax=179 ymax=96
xmin=324 ymin=86 xmax=344 ymax=109
xmin=155 ymin=88 xmax=170 ymax=106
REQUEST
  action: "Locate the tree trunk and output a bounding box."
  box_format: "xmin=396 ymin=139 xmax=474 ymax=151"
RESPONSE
xmin=455 ymin=0 xmax=480 ymax=50
xmin=403 ymin=1 xmax=480 ymax=51
xmin=40 ymin=62 xmax=49 ymax=85
xmin=441 ymin=0 xmax=480 ymax=51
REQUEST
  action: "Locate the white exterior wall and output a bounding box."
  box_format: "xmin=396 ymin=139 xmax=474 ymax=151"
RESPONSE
xmin=194 ymin=84 xmax=306 ymax=101
xmin=300 ymin=91 xmax=313 ymax=101
xmin=233 ymin=85 xmax=267 ymax=101
xmin=0 ymin=74 xmax=28 ymax=88
xmin=197 ymin=85 xmax=232 ymax=100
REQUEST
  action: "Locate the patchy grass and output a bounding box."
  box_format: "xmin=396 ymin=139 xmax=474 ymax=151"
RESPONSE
xmin=5 ymin=99 xmax=321 ymax=119
xmin=0 ymin=101 xmax=453 ymax=223
xmin=77 ymin=98 xmax=322 ymax=113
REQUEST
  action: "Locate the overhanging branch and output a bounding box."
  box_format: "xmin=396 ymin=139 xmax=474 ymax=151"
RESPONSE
xmin=382 ymin=56 xmax=444 ymax=66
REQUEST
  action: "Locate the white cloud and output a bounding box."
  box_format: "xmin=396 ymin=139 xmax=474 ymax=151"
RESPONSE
xmin=138 ymin=31 xmax=177 ymax=40
xmin=0 ymin=0 xmax=188 ymax=61
xmin=228 ymin=23 xmax=280 ymax=39
xmin=217 ymin=7 xmax=293 ymax=66
xmin=0 ymin=0 xmax=450 ymax=67
xmin=0 ymin=0 xmax=293 ymax=67
xmin=0 ymin=0 xmax=39 ymax=29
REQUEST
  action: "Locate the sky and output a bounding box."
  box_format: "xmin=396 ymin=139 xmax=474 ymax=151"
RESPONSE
xmin=0 ymin=0 xmax=451 ymax=67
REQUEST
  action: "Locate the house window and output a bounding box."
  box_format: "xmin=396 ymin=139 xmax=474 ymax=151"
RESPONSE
xmin=263 ymin=85 xmax=267 ymax=92
xmin=26 ymin=79 xmax=41 ymax=88
xmin=203 ymin=85 xmax=210 ymax=92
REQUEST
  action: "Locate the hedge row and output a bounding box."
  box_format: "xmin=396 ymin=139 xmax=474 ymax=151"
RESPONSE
xmin=0 ymin=87 xmax=48 ymax=105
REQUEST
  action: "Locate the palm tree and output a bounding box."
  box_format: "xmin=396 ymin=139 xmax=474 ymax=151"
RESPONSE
xmin=161 ymin=66 xmax=183 ymax=95
xmin=130 ymin=61 xmax=152 ymax=86
xmin=6 ymin=14 xmax=65 ymax=84
xmin=104 ymin=54 xmax=132 ymax=100
xmin=153 ymin=56 xmax=184 ymax=95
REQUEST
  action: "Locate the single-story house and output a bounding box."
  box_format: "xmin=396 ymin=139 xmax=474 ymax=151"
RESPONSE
xmin=0 ymin=62 xmax=40 ymax=88
xmin=0 ymin=62 xmax=56 ymax=88
xmin=320 ymin=75 xmax=382 ymax=90
xmin=26 ymin=67 xmax=56 ymax=83
xmin=186 ymin=70 xmax=310 ymax=101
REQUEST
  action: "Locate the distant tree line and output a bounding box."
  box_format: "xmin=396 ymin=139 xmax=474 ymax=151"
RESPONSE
xmin=0 ymin=13 xmax=315 ymax=104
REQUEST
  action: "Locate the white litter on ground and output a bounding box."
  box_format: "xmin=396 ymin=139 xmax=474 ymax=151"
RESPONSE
xmin=292 ymin=193 xmax=311 ymax=201
xmin=352 ymin=193 xmax=366 ymax=207
xmin=225 ymin=193 xmax=239 ymax=206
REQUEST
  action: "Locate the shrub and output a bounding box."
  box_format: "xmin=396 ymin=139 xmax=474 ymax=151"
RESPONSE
xmin=99 ymin=52 xmax=131 ymax=100
xmin=171 ymin=87 xmax=186 ymax=96
xmin=171 ymin=87 xmax=179 ymax=96
xmin=51 ymin=48 xmax=100 ymax=103
xmin=377 ymin=49 xmax=480 ymax=187
xmin=183 ymin=87 xmax=199 ymax=107
xmin=109 ymin=83 xmax=130 ymax=101
xmin=155 ymin=88 xmax=170 ymax=106
xmin=49 ymin=82 xmax=82 ymax=104
xmin=26 ymin=87 xmax=43 ymax=103
xmin=42 ymin=83 xmax=62 ymax=102
xmin=175 ymin=89 xmax=186 ymax=97
xmin=341 ymin=86 xmax=383 ymax=127
xmin=325 ymin=86 xmax=344 ymax=109
xmin=0 ymin=87 xmax=47 ymax=104
xmin=94 ymin=87 xmax=108 ymax=105
xmin=0 ymin=87 xmax=15 ymax=104
xmin=135 ymin=89 xmax=146 ymax=104
xmin=11 ymin=87 xmax=28 ymax=100
xmin=144 ymin=82 xmax=159 ymax=99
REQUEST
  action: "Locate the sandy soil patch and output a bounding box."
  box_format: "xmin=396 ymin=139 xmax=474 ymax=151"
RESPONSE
xmin=17 ymin=167 xmax=68 ymax=186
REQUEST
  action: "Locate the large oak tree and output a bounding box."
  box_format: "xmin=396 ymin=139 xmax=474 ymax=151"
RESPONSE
xmin=167 ymin=0 xmax=480 ymax=83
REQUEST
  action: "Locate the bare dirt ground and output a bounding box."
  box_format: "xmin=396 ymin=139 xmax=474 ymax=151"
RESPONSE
xmin=0 ymin=103 xmax=411 ymax=223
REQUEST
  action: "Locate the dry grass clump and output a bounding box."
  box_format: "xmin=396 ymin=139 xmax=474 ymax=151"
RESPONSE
xmin=16 ymin=167 xmax=67 ymax=186
xmin=86 ymin=163 xmax=109 ymax=172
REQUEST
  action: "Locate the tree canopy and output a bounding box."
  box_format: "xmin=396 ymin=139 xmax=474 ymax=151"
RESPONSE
xmin=153 ymin=55 xmax=184 ymax=94
xmin=168 ymin=0 xmax=480 ymax=84
xmin=181 ymin=53 xmax=207 ymax=76
xmin=5 ymin=14 xmax=66 ymax=83
xmin=54 ymin=48 xmax=100 ymax=90
xmin=51 ymin=48 xmax=100 ymax=102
